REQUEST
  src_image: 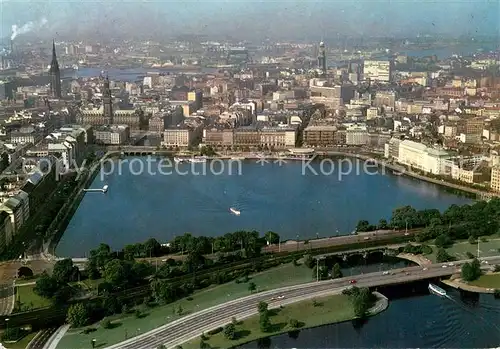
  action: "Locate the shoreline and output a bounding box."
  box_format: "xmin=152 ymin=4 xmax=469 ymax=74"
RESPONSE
xmin=443 ymin=273 xmax=500 ymax=294
xmin=160 ymin=149 xmax=490 ymax=199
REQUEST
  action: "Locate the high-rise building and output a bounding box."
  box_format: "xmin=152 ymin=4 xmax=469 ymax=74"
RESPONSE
xmin=102 ymin=75 xmax=113 ymax=123
xmin=49 ymin=40 xmax=62 ymax=98
xmin=318 ymin=42 xmax=327 ymax=76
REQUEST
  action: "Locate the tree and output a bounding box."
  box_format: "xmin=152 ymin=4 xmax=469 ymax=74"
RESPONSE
xmin=34 ymin=272 xmax=59 ymax=299
xmin=461 ymin=258 xmax=482 ymax=282
xmin=332 ymin=263 xmax=343 ymax=279
xmin=436 ymin=248 xmax=454 ymax=263
xmin=312 ymin=265 xmax=328 ymax=281
xmin=199 ymin=340 xmax=210 ymax=349
xmin=264 ymin=231 xmax=280 ymax=244
xmin=223 ymin=323 xmax=236 ymax=340
xmin=378 ymin=219 xmax=388 ymax=229
xmin=157 ymin=345 xmax=167 ymax=349
xmin=52 ymin=258 xmax=78 ymax=284
xmin=258 ymin=301 xmax=268 ymax=314
xmin=66 ymin=303 xmax=89 ymax=327
xmin=259 ymin=310 xmax=271 ymax=332
xmin=144 ymin=238 xmax=162 ymax=257
xmin=248 ymin=282 xmax=256 ymax=293
xmin=356 ymin=220 xmax=371 ymax=232
xmin=103 ymin=259 xmax=129 ymax=287
xmin=17 ymin=266 xmax=33 ymax=278
xmin=435 ymin=234 xmax=453 ymax=248
xmin=468 ymin=236 xmax=476 ymax=244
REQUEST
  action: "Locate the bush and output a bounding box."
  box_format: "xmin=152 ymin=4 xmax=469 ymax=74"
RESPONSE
xmin=466 ymin=252 xmax=475 ymax=259
xmin=494 ymin=289 xmax=500 ymax=299
xmin=135 ymin=309 xmax=141 ymax=318
xmin=101 ymin=319 xmax=112 ymax=329
xmin=289 ymin=318 xmax=300 ymax=328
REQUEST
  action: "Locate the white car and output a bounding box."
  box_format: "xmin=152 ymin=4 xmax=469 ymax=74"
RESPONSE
xmin=382 ymin=271 xmax=390 ymax=275
xmin=277 ymin=295 xmax=285 ymax=300
xmin=442 ymin=265 xmax=448 ymax=268
xmin=422 ymin=267 xmax=428 ymax=271
xmin=448 ymin=263 xmax=454 ymax=266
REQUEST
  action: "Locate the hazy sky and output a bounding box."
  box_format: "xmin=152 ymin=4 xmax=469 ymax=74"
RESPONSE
xmin=1 ymin=0 xmax=499 ymax=41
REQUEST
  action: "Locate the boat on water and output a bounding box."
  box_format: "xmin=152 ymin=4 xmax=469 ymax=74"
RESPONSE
xmin=173 ymin=157 xmax=186 ymax=163
xmin=230 ymin=156 xmax=246 ymax=160
xmin=428 ymin=283 xmax=447 ymax=296
xmin=102 ymin=185 xmax=109 ymax=193
xmin=189 ymin=156 xmax=207 ymax=163
xmin=229 ymin=207 xmax=241 ymax=216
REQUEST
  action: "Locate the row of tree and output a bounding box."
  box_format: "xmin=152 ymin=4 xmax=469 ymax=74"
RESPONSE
xmin=358 ymin=199 xmax=500 ymax=247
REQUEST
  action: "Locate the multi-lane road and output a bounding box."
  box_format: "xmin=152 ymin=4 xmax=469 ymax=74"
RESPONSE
xmin=103 ymin=256 xmax=500 ymax=349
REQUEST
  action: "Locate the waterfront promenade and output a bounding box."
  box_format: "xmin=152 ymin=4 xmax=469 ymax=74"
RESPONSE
xmin=95 ymin=256 xmax=500 ymax=349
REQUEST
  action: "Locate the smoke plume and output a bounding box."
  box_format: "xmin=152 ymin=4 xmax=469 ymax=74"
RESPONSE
xmin=11 ymin=17 xmax=48 ymax=40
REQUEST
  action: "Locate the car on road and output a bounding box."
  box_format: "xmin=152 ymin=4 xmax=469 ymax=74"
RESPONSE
xmin=404 ymin=233 xmax=410 ymax=236
xmin=277 ymin=295 xmax=285 ymax=300
xmin=363 ymin=237 xmax=370 ymax=240
xmin=422 ymin=267 xmax=428 ymax=271
xmin=405 ymin=272 xmax=410 ymax=275
xmin=442 ymin=265 xmax=448 ymax=268
xmin=349 ymin=280 xmax=357 ymax=284
xmin=382 ymin=271 xmax=390 ymax=275
xmin=448 ymin=263 xmax=454 ymax=266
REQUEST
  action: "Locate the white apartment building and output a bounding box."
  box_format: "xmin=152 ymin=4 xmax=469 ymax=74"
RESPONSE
xmin=397 ymin=140 xmax=450 ymax=174
xmin=363 ymin=60 xmax=392 ymax=82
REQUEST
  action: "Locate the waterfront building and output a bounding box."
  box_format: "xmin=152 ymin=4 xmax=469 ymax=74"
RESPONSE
xmin=203 ymin=128 xmax=234 ymax=147
xmin=384 ymin=137 xmax=402 ymax=159
xmin=163 ymin=126 xmax=200 ymax=147
xmin=94 ymin=125 xmax=130 ymax=145
xmin=48 ymin=40 xmax=62 ymax=98
xmin=397 ymin=140 xmax=450 ymax=174
xmin=259 ymin=127 xmax=297 ymax=148
xmin=1 ymin=196 xmax=26 ymax=234
xmin=303 ymin=125 xmax=337 ymax=148
xmin=346 ymin=124 xmax=369 ymax=145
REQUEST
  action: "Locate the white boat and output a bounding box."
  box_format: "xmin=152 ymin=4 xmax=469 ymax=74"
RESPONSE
xmin=189 ymin=157 xmax=207 ymax=163
xmin=230 ymin=156 xmax=246 ymax=160
xmin=102 ymin=185 xmax=109 ymax=193
xmin=428 ymin=283 xmax=446 ymax=296
xmin=173 ymin=157 xmax=185 ymax=163
xmin=229 ymin=207 xmax=241 ymax=216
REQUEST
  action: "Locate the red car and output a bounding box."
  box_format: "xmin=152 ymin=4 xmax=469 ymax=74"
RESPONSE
xmin=349 ymin=280 xmax=357 ymax=284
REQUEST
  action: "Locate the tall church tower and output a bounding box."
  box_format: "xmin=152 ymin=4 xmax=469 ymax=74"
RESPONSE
xmin=102 ymin=75 xmax=113 ymax=123
xmin=318 ymin=41 xmax=327 ymax=76
xmin=49 ymin=40 xmax=62 ymax=98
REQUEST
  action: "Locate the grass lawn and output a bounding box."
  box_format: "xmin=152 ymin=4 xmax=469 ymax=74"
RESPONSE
xmin=427 ymin=237 xmax=500 ymax=262
xmin=56 ymin=262 xmax=315 ymax=349
xmin=14 ymin=285 xmax=52 ymax=312
xmin=469 ymin=273 xmax=500 ymax=289
xmin=182 ymin=294 xmax=354 ymax=349
xmin=2 ymin=331 xmax=38 ymax=349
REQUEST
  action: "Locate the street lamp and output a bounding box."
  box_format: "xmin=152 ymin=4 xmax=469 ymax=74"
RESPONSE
xmin=296 ymin=234 xmax=299 ymax=252
xmin=5 ymin=318 xmax=9 ymax=332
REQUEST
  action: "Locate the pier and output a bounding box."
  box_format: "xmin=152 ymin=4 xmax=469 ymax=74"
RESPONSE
xmin=83 ymin=185 xmax=108 ymax=193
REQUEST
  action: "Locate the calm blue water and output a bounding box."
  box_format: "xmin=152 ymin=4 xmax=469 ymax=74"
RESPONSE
xmin=239 ymin=290 xmax=500 ymax=349
xmin=55 ymin=158 xmax=471 ymax=257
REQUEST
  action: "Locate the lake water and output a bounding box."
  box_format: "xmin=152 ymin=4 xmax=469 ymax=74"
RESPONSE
xmin=239 ymin=287 xmax=500 ymax=349
xmin=55 ymin=158 xmax=471 ymax=257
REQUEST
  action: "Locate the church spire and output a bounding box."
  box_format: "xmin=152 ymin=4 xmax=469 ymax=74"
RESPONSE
xmin=49 ymin=39 xmax=61 ymax=98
